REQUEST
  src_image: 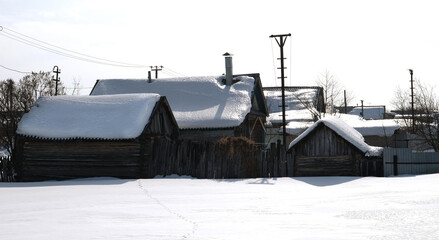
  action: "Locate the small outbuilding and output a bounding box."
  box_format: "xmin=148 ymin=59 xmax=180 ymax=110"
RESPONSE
xmin=14 ymin=93 xmax=179 ymax=181
xmin=288 ymin=116 xmax=383 ymax=177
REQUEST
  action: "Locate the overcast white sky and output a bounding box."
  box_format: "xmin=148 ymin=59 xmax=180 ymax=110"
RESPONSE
xmin=1 ymin=0 xmax=438 ymax=108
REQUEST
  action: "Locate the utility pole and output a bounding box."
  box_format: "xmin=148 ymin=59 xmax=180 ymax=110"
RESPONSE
xmin=52 ymin=65 xmax=61 ymax=96
xmin=360 ymin=100 xmax=364 ymax=118
xmin=270 ymin=33 xmax=291 ymax=151
xmin=150 ymin=66 xmax=163 ymax=79
xmin=148 ymin=71 xmax=152 ymax=83
xmin=409 ymin=69 xmax=415 ymax=133
xmin=344 ymin=90 xmax=347 ymax=114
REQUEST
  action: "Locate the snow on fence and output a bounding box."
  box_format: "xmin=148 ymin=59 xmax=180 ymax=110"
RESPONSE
xmin=0 ymin=156 xmax=14 ymax=182
xmin=383 ymin=147 xmax=439 ymax=177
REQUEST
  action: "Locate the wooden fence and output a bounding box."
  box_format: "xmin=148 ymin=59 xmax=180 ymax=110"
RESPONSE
xmin=0 ymin=156 xmax=14 ymax=182
xmin=146 ymin=137 xmax=294 ymax=179
xmin=383 ymin=147 xmax=439 ymax=176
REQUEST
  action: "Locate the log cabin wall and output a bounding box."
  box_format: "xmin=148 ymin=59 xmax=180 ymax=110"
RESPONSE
xmin=144 ymin=97 xmax=179 ymax=139
xmin=15 ymin=138 xmax=143 ymax=181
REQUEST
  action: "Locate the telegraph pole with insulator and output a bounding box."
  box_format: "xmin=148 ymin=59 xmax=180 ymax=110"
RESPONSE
xmin=270 ymin=33 xmax=291 ymax=151
xmin=150 ymin=66 xmax=163 ymax=79
xmin=52 ymin=65 xmax=61 ymax=96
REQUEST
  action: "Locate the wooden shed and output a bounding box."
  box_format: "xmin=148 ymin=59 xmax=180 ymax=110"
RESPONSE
xmin=287 ymin=117 xmax=383 ymax=177
xmin=14 ymin=94 xmax=179 ymax=181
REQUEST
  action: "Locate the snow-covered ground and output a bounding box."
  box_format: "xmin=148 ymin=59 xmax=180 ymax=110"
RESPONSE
xmin=1 ymin=175 xmax=439 ymax=240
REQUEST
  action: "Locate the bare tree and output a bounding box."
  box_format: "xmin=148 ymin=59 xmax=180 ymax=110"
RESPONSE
xmin=392 ymin=81 xmax=439 ymax=151
xmin=70 ymin=76 xmax=82 ymax=95
xmin=0 ymin=71 xmax=66 ymax=156
xmin=316 ymin=70 xmax=344 ymax=113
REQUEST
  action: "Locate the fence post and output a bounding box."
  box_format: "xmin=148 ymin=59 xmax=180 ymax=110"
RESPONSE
xmin=393 ymin=155 xmax=398 ymax=176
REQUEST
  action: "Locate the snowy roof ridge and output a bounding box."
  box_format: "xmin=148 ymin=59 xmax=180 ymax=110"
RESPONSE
xmin=17 ymin=93 xmax=161 ymax=140
xmin=288 ymin=116 xmax=383 ymax=157
xmin=286 ymin=113 xmax=400 ymax=137
xmin=91 ymin=75 xmax=256 ymax=129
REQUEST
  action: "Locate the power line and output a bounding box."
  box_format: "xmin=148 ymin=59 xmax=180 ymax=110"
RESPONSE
xmin=162 ymin=67 xmax=186 ymax=77
xmin=161 ymin=69 xmax=179 ymax=78
xmin=0 ymin=26 xmax=149 ymax=68
xmin=2 ymin=26 xmax=147 ymax=67
xmin=270 ymin=38 xmax=278 ymax=86
xmin=1 ymin=26 xmax=188 ymax=79
xmin=289 ymin=36 xmax=292 ymax=86
xmin=0 ymin=64 xmax=31 ymax=74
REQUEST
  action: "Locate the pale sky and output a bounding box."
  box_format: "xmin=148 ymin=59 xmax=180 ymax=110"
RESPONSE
xmin=1 ymin=0 xmax=438 ymax=109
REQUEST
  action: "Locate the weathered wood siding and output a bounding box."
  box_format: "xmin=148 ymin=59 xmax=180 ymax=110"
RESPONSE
xmin=235 ymin=114 xmax=266 ymax=144
xmin=13 ymin=136 xmax=298 ymax=181
xmin=180 ymin=129 xmax=235 ymax=142
xmin=292 ymin=124 xmax=365 ymax=176
xmin=180 ymin=114 xmax=266 ymax=144
xmin=1 ymin=156 xmax=14 ymax=182
xmin=16 ymin=139 xmax=145 ymax=181
xmin=144 ymin=97 xmax=179 ymax=138
xmin=144 ymin=137 xmax=293 ymax=179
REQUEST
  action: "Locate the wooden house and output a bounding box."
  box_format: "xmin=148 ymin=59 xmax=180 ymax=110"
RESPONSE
xmin=90 ymin=73 xmax=268 ymax=144
xmin=14 ymin=94 xmax=179 ymax=181
xmin=287 ymin=117 xmax=383 ymax=177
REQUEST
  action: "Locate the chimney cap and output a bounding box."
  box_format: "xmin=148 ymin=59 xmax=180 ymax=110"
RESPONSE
xmin=223 ymin=52 xmax=233 ymax=57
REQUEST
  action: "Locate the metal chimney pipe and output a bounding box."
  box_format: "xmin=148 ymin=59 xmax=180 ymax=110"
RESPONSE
xmin=223 ymin=52 xmax=233 ymax=85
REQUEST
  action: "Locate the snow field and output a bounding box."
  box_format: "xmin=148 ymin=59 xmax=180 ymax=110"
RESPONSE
xmin=1 ymin=175 xmax=439 ymax=240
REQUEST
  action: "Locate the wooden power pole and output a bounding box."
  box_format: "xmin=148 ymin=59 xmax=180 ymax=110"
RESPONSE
xmin=270 ymin=33 xmax=291 ymax=151
xmin=150 ymin=66 xmax=163 ymax=79
xmin=344 ymin=90 xmax=348 ymax=114
xmin=409 ymin=69 xmax=415 ymax=133
xmin=52 ymin=65 xmax=61 ymax=96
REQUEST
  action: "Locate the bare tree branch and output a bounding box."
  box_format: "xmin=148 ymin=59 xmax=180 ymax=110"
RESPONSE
xmin=316 ymin=70 xmax=344 ymax=114
xmin=0 ymin=72 xmax=66 ymax=156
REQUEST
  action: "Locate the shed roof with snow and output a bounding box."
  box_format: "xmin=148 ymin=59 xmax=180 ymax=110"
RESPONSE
xmin=288 ymin=116 xmax=383 ymax=157
xmin=90 ymin=75 xmax=268 ymax=130
xmin=17 ymin=93 xmax=176 ymax=140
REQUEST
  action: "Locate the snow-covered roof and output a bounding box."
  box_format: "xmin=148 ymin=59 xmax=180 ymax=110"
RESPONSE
xmin=286 ymin=113 xmax=399 ymax=137
xmin=17 ymin=94 xmax=161 ymax=140
xmin=288 ymin=116 xmax=383 ymax=157
xmin=264 ymin=87 xmax=321 ymax=124
xmin=336 ymin=114 xmax=399 ymax=137
xmin=91 ymin=76 xmax=256 ymax=129
xmin=348 ymin=106 xmax=384 ymax=119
